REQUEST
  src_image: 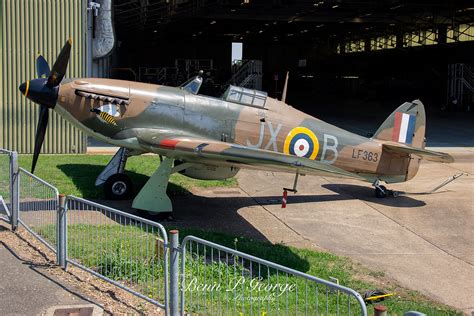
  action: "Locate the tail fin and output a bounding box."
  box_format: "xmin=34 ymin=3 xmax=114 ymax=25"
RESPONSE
xmin=373 ymin=100 xmax=426 ymax=149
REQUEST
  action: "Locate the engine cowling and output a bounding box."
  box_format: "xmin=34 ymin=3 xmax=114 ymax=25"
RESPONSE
xmin=176 ymin=162 xmax=239 ymax=180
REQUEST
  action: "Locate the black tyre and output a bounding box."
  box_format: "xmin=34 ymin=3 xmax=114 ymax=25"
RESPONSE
xmin=104 ymin=174 xmax=133 ymax=200
xmin=137 ymin=209 xmax=174 ymax=221
xmin=375 ymin=185 xmax=387 ymax=198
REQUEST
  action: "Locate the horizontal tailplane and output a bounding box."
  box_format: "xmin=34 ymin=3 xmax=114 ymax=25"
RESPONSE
xmin=383 ymin=143 xmax=454 ymax=163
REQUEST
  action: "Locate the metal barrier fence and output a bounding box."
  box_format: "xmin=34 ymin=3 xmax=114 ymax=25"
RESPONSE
xmin=179 ymin=236 xmax=367 ymax=316
xmin=0 ymin=148 xmax=15 ymax=223
xmin=0 ymin=147 xmax=369 ymax=316
xmin=17 ymin=168 xmax=59 ymax=252
xmin=64 ymin=196 xmax=169 ymax=310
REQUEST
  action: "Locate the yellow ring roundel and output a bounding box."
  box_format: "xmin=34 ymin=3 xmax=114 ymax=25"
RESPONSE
xmin=283 ymin=127 xmax=319 ymax=160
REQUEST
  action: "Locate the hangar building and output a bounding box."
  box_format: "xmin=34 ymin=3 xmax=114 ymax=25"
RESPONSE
xmin=1 ymin=0 xmax=473 ymax=153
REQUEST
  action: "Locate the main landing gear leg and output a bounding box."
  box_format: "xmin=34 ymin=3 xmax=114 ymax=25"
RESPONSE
xmin=96 ymin=147 xmax=133 ymax=200
xmin=131 ymin=158 xmax=192 ymax=214
xmin=132 ymin=157 xmax=174 ymax=214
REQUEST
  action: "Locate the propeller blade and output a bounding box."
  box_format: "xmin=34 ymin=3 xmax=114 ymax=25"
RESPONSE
xmin=46 ymin=38 xmax=72 ymax=88
xmin=31 ymin=106 xmax=49 ymax=173
xmin=36 ymin=55 xmax=50 ymax=78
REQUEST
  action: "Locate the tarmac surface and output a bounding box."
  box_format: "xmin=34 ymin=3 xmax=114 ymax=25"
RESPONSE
xmin=0 ymin=225 xmax=94 ymax=316
xmin=235 ymin=149 xmax=473 ymax=314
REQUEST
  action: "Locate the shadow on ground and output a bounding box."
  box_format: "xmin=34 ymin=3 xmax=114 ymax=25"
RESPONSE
xmin=58 ymin=163 xmax=425 ymax=273
xmin=58 ymin=163 xmax=310 ymax=272
xmin=96 ymin=182 xmax=424 ymax=271
xmin=322 ymin=183 xmax=426 ymax=207
xmin=57 ymin=164 xmax=190 ymax=199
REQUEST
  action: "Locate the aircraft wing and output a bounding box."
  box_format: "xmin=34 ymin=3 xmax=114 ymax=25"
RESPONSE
xmin=136 ymin=131 xmax=364 ymax=180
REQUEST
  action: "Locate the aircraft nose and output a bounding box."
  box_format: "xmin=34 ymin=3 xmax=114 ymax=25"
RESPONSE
xmin=19 ymin=78 xmax=57 ymax=108
xmin=19 ymin=81 xmax=28 ymax=95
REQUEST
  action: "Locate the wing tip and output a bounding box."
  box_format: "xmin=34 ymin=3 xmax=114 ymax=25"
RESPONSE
xmin=442 ymin=153 xmax=455 ymax=163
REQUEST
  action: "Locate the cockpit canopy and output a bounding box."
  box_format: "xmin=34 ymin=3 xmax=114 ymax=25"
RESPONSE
xmin=222 ymin=85 xmax=267 ymax=108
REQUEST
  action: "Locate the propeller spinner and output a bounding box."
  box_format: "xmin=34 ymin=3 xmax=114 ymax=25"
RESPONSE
xmin=19 ymin=38 xmax=72 ymax=173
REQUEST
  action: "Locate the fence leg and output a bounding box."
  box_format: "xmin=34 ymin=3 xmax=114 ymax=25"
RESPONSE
xmin=169 ymin=230 xmax=179 ymax=316
xmin=57 ymin=194 xmax=67 ymax=269
xmin=10 ymin=152 xmax=19 ymax=231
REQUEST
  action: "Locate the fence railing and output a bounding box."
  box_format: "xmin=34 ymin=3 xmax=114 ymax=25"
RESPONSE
xmin=179 ymin=235 xmax=367 ymax=316
xmin=1 ymin=147 xmax=369 ymax=316
xmin=0 ymin=149 xmax=13 ymax=222
xmin=64 ymin=196 xmax=169 ymax=310
xmin=17 ymin=168 xmax=59 ymax=252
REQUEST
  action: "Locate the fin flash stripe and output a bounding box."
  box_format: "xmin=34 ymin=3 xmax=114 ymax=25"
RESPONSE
xmin=392 ymin=112 xmax=416 ymax=144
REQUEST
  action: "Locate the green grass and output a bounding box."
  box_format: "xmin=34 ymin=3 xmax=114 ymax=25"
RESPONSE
xmin=37 ymin=223 xmax=459 ymax=315
xmin=17 ymin=154 xmax=237 ymax=198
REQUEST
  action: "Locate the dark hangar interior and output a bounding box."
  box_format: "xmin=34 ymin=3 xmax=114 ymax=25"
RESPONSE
xmin=110 ymin=0 xmax=474 ymax=120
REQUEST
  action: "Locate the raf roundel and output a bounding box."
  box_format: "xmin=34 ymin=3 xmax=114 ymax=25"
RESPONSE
xmin=283 ymin=127 xmax=319 ymax=160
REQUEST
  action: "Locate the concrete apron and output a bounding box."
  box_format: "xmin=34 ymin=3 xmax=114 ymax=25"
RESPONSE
xmin=235 ymin=148 xmax=473 ymax=314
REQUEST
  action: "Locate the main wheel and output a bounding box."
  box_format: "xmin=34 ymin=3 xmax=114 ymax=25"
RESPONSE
xmin=104 ymin=174 xmax=133 ymax=200
xmin=137 ymin=209 xmax=174 ymax=221
xmin=375 ymin=185 xmax=387 ymax=198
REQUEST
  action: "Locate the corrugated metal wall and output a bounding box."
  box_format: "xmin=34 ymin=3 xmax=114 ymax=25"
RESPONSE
xmin=0 ymin=0 xmax=87 ymax=153
xmin=94 ymin=56 xmax=111 ymax=78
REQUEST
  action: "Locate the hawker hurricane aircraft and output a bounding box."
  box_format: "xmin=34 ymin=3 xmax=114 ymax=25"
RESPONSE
xmin=19 ymin=39 xmax=453 ymax=213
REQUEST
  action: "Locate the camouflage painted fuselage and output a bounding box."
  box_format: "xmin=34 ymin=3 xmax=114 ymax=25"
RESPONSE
xmin=56 ymin=78 xmax=423 ymax=183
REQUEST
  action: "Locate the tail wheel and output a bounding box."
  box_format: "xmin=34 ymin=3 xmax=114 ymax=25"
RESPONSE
xmin=375 ymin=185 xmax=387 ymax=198
xmin=104 ymin=174 xmax=133 ymax=200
